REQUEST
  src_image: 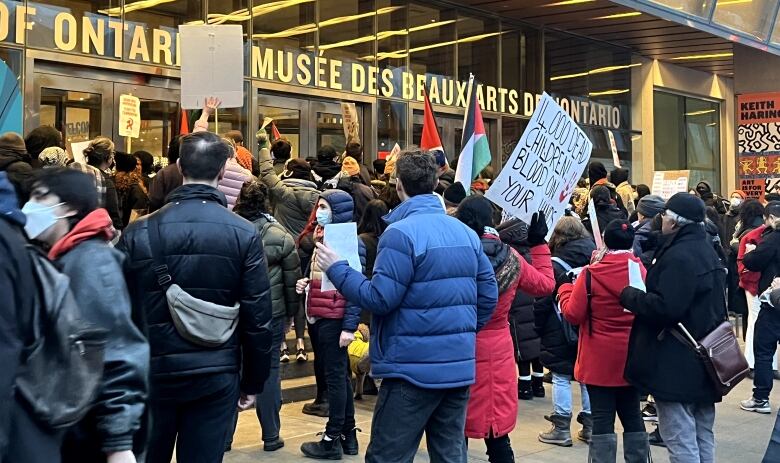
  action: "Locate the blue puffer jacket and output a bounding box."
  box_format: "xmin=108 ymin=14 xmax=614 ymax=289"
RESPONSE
xmin=326 ymin=194 xmax=498 ymax=389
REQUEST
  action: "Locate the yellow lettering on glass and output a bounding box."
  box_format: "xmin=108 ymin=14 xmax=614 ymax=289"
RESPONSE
xmin=152 ymin=29 xmax=172 ymax=65
xmin=82 ymin=17 xmax=105 ymax=55
xmin=54 ymin=12 xmax=77 ymax=51
xmin=16 ymin=6 xmax=35 ymax=45
xmin=129 ymin=25 xmax=150 ymax=62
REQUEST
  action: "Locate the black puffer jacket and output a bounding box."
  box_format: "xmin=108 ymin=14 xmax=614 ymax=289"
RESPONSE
xmin=250 ymin=213 xmax=301 ymax=319
xmin=534 ymin=238 xmax=596 ymax=375
xmin=118 ymin=184 xmax=273 ymax=394
xmin=497 ymin=219 xmax=539 ymax=361
xmin=621 ymin=224 xmax=726 ymax=404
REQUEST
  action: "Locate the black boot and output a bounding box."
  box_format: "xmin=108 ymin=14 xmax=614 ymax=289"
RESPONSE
xmin=301 ymin=434 xmax=343 ymax=460
xmin=302 ymin=399 xmax=329 ymax=417
xmin=518 ymin=379 xmax=533 ymax=400
xmin=341 ymin=428 xmax=360 ymax=456
xmin=532 ymin=376 xmax=546 ymax=398
xmin=577 ymin=412 xmax=593 ymax=444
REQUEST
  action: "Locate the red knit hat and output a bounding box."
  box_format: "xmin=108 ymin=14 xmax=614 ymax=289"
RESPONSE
xmin=730 ymin=190 xmax=747 ymax=200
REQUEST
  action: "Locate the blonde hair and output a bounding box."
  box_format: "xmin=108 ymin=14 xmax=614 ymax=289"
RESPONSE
xmin=84 ymin=136 xmax=115 ymax=167
xmin=549 ymin=215 xmax=591 ymax=253
xmin=221 ymin=137 xmax=237 ymax=159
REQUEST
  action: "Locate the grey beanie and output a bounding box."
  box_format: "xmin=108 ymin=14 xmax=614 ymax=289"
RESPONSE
xmin=636 ymin=194 xmax=665 ymax=218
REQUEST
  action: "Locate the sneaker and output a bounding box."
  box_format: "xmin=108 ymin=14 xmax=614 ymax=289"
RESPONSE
xmin=741 ymin=397 xmax=771 ymax=414
xmin=297 ymin=348 xmax=308 ymax=362
xmin=648 ymin=427 xmax=666 ymax=448
xmin=301 ymin=434 xmax=342 ymax=460
xmin=641 ymin=403 xmax=658 ymax=422
xmin=280 ymin=348 xmax=290 ymax=363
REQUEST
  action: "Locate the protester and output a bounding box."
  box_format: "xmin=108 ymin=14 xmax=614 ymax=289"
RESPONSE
xmin=636 ymin=184 xmax=650 ymax=202
xmin=271 ymin=139 xmax=292 ymax=175
xmin=588 ymin=161 xmax=626 ymax=214
xmin=443 ymin=181 xmax=467 ymax=215
xmin=372 ymin=159 xmax=386 ymax=181
xmin=704 ymin=207 xmax=728 ymax=263
xmin=257 ymin=148 xmax=318 ymax=238
xmin=496 ymin=218 xmax=548 ymax=400
xmin=723 ymin=190 xmax=746 ymax=246
xmin=611 ymin=167 xmax=635 ymax=215
xmin=559 ymin=219 xmax=649 ymax=462
xmin=621 ymin=193 xmax=726 ymax=463
xmin=571 ymin=178 xmax=590 ymax=217
xmin=728 ymin=199 xmax=765 ymax=339
xmin=224 ymin=130 xmax=254 ymax=173
xmin=78 ymin=136 xmax=123 ymax=231
xmin=762 ymin=280 xmax=780 ymax=462
xmin=632 ymin=195 xmax=665 ymax=260
xmin=345 ymin=141 xmax=373 ymax=185
xmin=39 ymin=146 xmax=70 ymax=168
xmin=312 ymin=145 xmax=342 ymax=189
xmin=0 ymin=172 xmax=63 ymax=462
xmin=337 ymin=156 xmax=375 ymax=219
xmin=695 ymin=181 xmax=728 ymax=215
xmin=357 ymin=199 xmax=389 ymax=322
xmin=434 ymin=153 xmax=456 ymax=195
xmin=24 ymin=168 xmax=149 ymax=463
xmin=741 ymin=202 xmax=780 ymax=415
xmin=230 ymin=180 xmax=301 ymax=452
xmin=314 ymin=149 xmax=498 ymax=462
xmin=118 ymin=131 xmax=273 ymax=463
xmin=0 ymin=132 xmax=33 ymax=204
xmin=114 ymin=152 xmax=150 ymax=228
xmin=24 ymin=125 xmax=63 ymax=168
xmin=535 ymin=215 xmax=596 ymax=447
xmin=458 ymin=197 xmax=554 ymax=462
xmin=148 ymin=135 xmax=182 ymax=212
xmin=217 ymin=137 xmax=252 ymax=210
xmin=133 ymin=150 xmax=155 ymax=189
xmin=297 ymin=189 xmax=365 ymax=460
xmin=584 ymin=185 xmax=626 ymax=236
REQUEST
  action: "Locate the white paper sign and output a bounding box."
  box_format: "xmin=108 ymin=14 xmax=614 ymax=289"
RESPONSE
xmin=321 ymin=223 xmax=361 ymax=292
xmin=179 ymin=25 xmax=244 ymax=109
xmin=485 ymin=93 xmax=593 ymax=231
xmin=607 ymin=130 xmax=620 ymax=168
xmin=587 ymin=198 xmax=604 ymax=250
xmin=341 ymin=102 xmax=360 ymax=143
xmin=70 ymin=140 xmax=90 ymax=165
xmin=118 ymin=94 xmax=141 ymax=138
xmin=628 ymin=259 xmax=646 ymax=292
xmin=651 ymin=170 xmax=690 ymax=199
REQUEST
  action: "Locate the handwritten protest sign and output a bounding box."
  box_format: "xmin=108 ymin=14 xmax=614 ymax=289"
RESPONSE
xmin=651 ymin=170 xmax=689 ymax=199
xmin=486 ymin=93 xmax=592 ymax=230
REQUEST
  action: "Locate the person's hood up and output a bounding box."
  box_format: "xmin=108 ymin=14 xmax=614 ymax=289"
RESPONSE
xmin=588 ymin=162 xmax=608 ymax=187
xmin=283 ymin=177 xmax=318 ymax=190
xmin=313 ymin=159 xmax=342 ymax=181
xmin=0 ymin=172 xmax=25 ymax=226
xmin=384 ymin=194 xmax=444 ymax=224
xmin=553 ymin=237 xmax=596 ymax=268
xmin=0 ymin=133 xmax=31 ymax=169
xmin=496 ymin=217 xmax=529 ymax=246
xmin=48 ymin=208 xmax=115 ymax=260
xmin=320 ymin=189 xmax=354 ymax=223
xmin=610 ymin=167 xmax=629 ymax=186
xmin=696 ymin=181 xmax=713 ymax=199
xmin=166 ymin=183 xmax=228 ymax=207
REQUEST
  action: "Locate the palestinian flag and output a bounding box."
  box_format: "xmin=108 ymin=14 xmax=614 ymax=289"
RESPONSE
xmin=420 ymin=86 xmax=446 ymax=167
xmin=455 ymin=75 xmax=491 ymax=193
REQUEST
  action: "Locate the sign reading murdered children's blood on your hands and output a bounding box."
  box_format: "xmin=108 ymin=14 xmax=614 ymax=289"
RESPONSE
xmin=179 ymin=25 xmax=244 ymax=109
xmin=486 ymin=92 xmax=592 ymax=231
xmin=118 ymin=94 xmax=141 ymax=138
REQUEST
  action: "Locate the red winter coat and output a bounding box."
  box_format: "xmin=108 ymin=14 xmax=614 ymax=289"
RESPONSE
xmin=558 ymin=252 xmax=645 ymax=387
xmin=465 ymin=239 xmax=554 ymax=439
xmin=737 ymin=224 xmax=766 ymax=296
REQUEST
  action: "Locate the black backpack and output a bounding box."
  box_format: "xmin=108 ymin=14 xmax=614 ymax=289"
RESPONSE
xmin=14 ymin=246 xmax=107 ymax=429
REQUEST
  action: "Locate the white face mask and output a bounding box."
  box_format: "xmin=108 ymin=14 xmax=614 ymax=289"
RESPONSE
xmin=21 ymin=201 xmax=65 ymax=239
xmin=730 ymin=198 xmax=743 ymax=208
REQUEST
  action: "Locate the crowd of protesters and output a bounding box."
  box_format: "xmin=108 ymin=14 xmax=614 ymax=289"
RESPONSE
xmin=2 ymin=96 xmax=780 ymax=463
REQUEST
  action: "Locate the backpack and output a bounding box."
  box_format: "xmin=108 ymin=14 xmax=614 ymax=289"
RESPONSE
xmin=551 ymin=257 xmax=582 ymax=348
xmin=14 ymin=246 xmax=107 ymax=429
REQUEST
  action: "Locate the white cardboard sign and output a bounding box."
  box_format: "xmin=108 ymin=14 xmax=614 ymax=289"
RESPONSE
xmin=179 ymin=25 xmax=244 ymax=109
xmin=70 ymin=140 xmax=90 ymax=165
xmin=486 ymin=93 xmax=592 ymax=231
xmin=118 ymin=94 xmax=141 ymax=138
xmin=321 ymin=223 xmax=361 ymax=292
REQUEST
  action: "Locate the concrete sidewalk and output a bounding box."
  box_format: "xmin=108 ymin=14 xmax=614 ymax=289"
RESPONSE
xmin=224 ymin=377 xmax=779 ymax=462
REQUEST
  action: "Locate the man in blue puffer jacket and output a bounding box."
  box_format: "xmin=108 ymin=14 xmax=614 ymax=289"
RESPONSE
xmin=316 ymin=149 xmax=498 ymax=463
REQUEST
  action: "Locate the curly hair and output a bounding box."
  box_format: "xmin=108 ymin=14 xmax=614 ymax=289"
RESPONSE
xmin=233 ymin=180 xmax=270 ymax=221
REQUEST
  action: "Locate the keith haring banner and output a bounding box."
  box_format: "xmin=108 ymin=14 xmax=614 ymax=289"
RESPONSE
xmin=738 ymin=93 xmax=780 ymax=201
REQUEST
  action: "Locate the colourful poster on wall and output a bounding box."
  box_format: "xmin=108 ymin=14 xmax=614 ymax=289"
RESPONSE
xmin=737 ymin=92 xmax=780 ymax=201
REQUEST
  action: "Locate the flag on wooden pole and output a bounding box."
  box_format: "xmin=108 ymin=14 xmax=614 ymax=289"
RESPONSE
xmin=455 ymin=74 xmax=491 ymax=193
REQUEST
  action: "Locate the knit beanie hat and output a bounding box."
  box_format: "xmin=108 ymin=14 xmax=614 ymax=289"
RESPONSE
xmin=342 ymin=156 xmax=360 ymax=177
xmin=666 ymin=192 xmax=706 ymax=223
xmin=603 ymin=219 xmax=635 ymax=250
xmin=588 ymin=161 xmax=607 ymax=187
xmin=281 ymin=158 xmax=311 ymax=181
xmin=443 ymin=182 xmax=467 ymax=208
xmin=730 ymin=190 xmax=747 ymax=200
xmin=636 ymin=194 xmax=665 ymax=218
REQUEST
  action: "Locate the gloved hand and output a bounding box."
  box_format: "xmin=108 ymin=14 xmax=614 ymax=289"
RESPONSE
xmin=527 ymin=211 xmax=548 ymax=246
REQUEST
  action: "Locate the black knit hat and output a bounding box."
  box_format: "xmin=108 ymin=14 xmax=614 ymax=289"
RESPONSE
xmin=588 ymin=161 xmax=607 ymax=186
xmin=603 ymin=219 xmax=635 ymax=250
xmin=443 ymin=182 xmax=467 ymax=207
xmin=666 ymin=192 xmax=706 ymax=223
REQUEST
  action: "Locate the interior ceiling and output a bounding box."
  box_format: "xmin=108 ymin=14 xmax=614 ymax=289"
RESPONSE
xmin=453 ymin=0 xmax=735 ymax=76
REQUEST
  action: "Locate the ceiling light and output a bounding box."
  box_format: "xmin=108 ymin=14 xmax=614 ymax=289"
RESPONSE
xmin=671 ymin=52 xmax=733 ymax=60
xmin=593 ymin=11 xmax=642 ymax=19
xmin=685 ymin=109 xmax=716 ymax=116
xmin=716 ymin=0 xmax=752 ymax=5
xmin=545 ymin=0 xmax=596 ymax=5
xmin=550 ymin=63 xmax=641 ymax=81
xmin=588 ymin=89 xmax=629 ymax=96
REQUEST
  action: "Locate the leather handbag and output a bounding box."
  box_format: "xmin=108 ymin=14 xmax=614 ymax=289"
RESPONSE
xmin=673 ymin=320 xmax=750 ymax=396
xmin=147 ymin=211 xmax=240 ymax=348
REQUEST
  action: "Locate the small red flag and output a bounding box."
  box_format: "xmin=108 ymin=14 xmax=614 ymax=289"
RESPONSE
xmin=271 ymin=122 xmax=281 ymax=141
xmin=179 ymin=109 xmax=189 ymax=135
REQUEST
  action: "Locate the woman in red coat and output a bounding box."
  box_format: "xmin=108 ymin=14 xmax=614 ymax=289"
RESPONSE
xmin=558 ymin=219 xmax=650 ymax=463
xmin=456 ymin=196 xmax=555 ymax=462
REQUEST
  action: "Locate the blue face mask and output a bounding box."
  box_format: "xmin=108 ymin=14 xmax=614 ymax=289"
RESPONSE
xmin=316 ymin=209 xmax=332 ymax=226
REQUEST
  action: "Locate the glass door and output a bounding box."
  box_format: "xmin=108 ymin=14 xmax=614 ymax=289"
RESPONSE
xmin=113 ymin=83 xmax=180 ymax=165
xmin=257 ymin=94 xmax=308 ymax=159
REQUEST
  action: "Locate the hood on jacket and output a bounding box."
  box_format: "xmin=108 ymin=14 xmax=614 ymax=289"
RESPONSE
xmin=610 ymin=167 xmax=629 ymax=186
xmin=320 ymin=189 xmax=354 ymax=223
xmin=0 ymin=133 xmax=31 ymax=169
xmin=283 ymin=177 xmax=318 ymax=190
xmin=0 ymin=172 xmax=25 ymax=226
xmin=588 ymin=162 xmax=608 ymax=187
xmin=384 ymin=194 xmax=445 ymax=224
xmin=696 ymin=181 xmax=712 ymax=196
xmin=554 ymin=237 xmax=596 ymax=269
xmin=167 ymin=183 xmax=228 ymax=207
xmin=48 ymin=208 xmax=115 ymax=260
xmin=313 ymin=159 xmax=342 ymax=181
xmin=496 ymin=217 xmax=529 ymax=246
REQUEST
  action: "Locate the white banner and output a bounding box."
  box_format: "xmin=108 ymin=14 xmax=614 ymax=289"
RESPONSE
xmin=179 ymin=25 xmax=244 ymax=109
xmin=486 ymin=92 xmax=592 ymax=230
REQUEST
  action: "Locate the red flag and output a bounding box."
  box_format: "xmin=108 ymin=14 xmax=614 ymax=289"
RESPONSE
xmin=179 ymin=109 xmax=189 ymax=135
xmin=420 ymin=87 xmax=446 ymax=167
xmin=271 ymin=122 xmax=282 ymax=141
